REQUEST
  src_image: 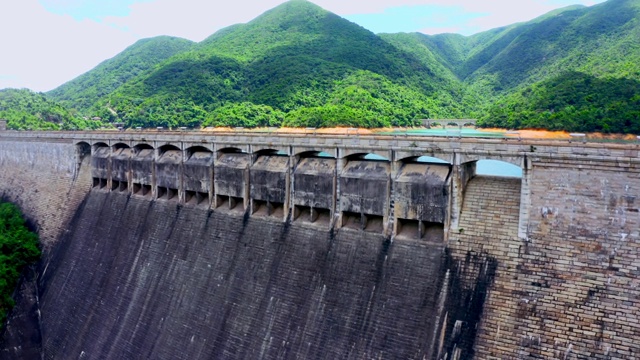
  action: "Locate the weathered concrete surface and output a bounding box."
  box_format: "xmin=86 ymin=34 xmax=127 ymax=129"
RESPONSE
xmin=4 ymin=192 xmax=489 ymax=360
xmin=183 ymin=149 xmax=213 ymax=205
xmin=131 ymin=148 xmax=154 ymax=197
xmin=155 ymin=149 xmax=182 ymax=198
xmin=91 ymin=145 xmax=109 ymax=185
xmin=293 ymin=157 xmax=335 ymax=210
xmin=250 ymin=155 xmax=289 ymax=204
xmin=0 ymin=139 xmax=91 ymax=246
xmin=111 ymin=146 xmax=132 ymax=185
xmin=183 ymin=149 xmax=213 ymax=193
xmin=214 ymin=152 xmax=249 ymax=208
xmin=339 ymin=160 xmax=389 ymax=216
xmin=394 ymin=162 xmax=450 ymax=223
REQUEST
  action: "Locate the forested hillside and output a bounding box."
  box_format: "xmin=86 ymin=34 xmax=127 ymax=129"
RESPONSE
xmin=47 ymin=36 xmax=194 ymax=112
xmin=89 ymin=0 xmax=466 ymax=129
xmin=1 ymin=0 xmax=638 ymax=133
xmin=0 ymin=89 xmax=104 ymax=130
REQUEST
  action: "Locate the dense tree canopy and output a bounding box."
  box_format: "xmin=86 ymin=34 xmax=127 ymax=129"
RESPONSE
xmin=0 ymin=201 xmax=40 ymax=324
xmin=0 ymin=89 xmax=105 ymax=130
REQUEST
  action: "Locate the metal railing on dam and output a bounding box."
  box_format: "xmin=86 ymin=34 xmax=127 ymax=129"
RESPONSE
xmin=2 ymin=130 xmax=640 ymax=242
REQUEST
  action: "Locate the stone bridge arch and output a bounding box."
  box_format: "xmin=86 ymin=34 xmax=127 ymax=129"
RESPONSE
xmin=75 ymin=141 xmax=92 ymax=181
xmin=459 ymin=153 xmax=524 ymax=168
xmin=397 ymin=154 xmax=452 ymax=165
xmin=112 ymin=142 xmax=130 ymax=151
xmin=254 ymin=148 xmax=289 ymax=157
xmin=185 ymin=146 xmax=212 ymax=158
xmin=340 ymin=149 xmax=391 ymax=161
xmin=253 ymin=146 xmax=289 ymax=156
xmin=295 ymin=150 xmax=336 ymax=159
xmin=91 ymin=142 xmax=109 ymax=153
xmin=155 ymin=141 xmax=183 ymax=151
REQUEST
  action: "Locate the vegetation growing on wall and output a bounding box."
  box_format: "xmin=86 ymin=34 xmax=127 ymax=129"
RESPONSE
xmin=0 ymin=201 xmax=40 ymax=324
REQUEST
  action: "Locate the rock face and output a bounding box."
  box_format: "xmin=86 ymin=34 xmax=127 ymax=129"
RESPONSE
xmin=0 ymin=191 xmax=490 ymax=359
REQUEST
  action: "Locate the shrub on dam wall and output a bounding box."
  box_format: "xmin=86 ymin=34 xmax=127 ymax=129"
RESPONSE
xmin=0 ymin=201 xmax=40 ymax=324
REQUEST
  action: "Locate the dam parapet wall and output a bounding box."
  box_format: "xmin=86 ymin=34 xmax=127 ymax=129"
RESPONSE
xmin=0 ymin=137 xmax=91 ymax=246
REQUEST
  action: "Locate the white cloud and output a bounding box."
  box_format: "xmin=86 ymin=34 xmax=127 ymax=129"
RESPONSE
xmin=0 ymin=0 xmax=135 ymax=92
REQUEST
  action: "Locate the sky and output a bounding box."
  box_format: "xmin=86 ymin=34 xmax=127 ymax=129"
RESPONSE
xmin=0 ymin=0 xmax=605 ymax=92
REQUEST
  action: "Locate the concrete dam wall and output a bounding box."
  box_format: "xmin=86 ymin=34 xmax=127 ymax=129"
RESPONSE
xmin=25 ymin=192 xmax=490 ymax=359
xmin=0 ymin=131 xmax=640 ymax=359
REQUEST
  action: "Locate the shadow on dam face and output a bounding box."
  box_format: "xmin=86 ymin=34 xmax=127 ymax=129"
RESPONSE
xmin=1 ymin=191 xmax=496 ymax=359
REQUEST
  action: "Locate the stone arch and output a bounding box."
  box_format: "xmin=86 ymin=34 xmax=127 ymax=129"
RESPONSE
xmin=254 ymin=148 xmax=286 ymax=157
xmin=345 ymin=152 xmax=390 ymax=162
xmin=462 ymin=158 xmax=523 ymax=179
xmin=475 ymin=160 xmax=523 ymax=178
xmin=295 ymin=150 xmax=336 ymax=159
xmin=341 ymin=149 xmax=390 ymax=161
xmin=459 ymin=153 xmax=523 ymax=168
xmin=92 ymin=142 xmax=109 ymax=153
xmin=113 ymin=142 xmax=130 ymax=151
xmin=186 ymin=146 xmax=212 ymax=159
xmin=133 ymin=143 xmax=154 ymax=154
xmin=76 ymin=141 xmax=91 ymax=158
xmin=398 ymin=155 xmax=452 ymax=165
xmin=158 ymin=144 xmax=181 ymax=156
xmin=218 ymin=147 xmax=245 ymax=154
xmin=254 ymin=147 xmax=289 ymax=156
xmin=155 ymin=141 xmax=182 ymax=151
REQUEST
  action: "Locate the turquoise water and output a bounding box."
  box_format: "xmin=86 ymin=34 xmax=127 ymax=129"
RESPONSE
xmin=382 ymin=128 xmax=505 ymax=138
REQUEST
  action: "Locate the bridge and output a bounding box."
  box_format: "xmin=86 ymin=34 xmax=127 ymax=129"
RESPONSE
xmin=4 ymin=129 xmax=639 ymax=242
xmin=421 ymin=119 xmax=477 ymax=128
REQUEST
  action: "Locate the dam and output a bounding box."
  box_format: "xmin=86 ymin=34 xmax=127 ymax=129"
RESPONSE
xmin=0 ymin=130 xmax=638 ymax=359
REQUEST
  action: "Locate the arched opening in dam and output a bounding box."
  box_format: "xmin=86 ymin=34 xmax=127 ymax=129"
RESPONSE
xmin=132 ymin=143 xmax=155 ymax=198
xmin=184 ymin=146 xmax=214 ymax=207
xmin=250 ymin=149 xmax=290 ymax=219
xmin=156 ymin=144 xmax=182 ymax=202
xmin=339 ymin=152 xmax=390 ymax=233
xmin=394 ymin=155 xmax=452 ymax=242
xmin=292 ymin=150 xmax=337 ymax=226
xmin=475 ymin=159 xmax=523 ymax=178
xmin=111 ymin=143 xmax=132 ymax=193
xmin=215 ymin=147 xmax=250 ymax=212
xmin=90 ymin=142 xmax=109 ymax=190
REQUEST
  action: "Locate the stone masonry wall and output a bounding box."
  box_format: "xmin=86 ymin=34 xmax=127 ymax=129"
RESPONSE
xmin=0 ymin=139 xmax=91 ymax=247
xmin=516 ymin=162 xmax=640 ymax=359
xmin=450 ymin=162 xmax=640 ymax=359
xmin=448 ymin=175 xmax=523 ymax=359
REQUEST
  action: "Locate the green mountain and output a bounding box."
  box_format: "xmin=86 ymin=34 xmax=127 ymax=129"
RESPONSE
xmin=86 ymin=0 xmax=465 ymax=129
xmin=48 ymin=36 xmax=194 ymax=113
xmin=33 ymin=0 xmax=640 ymax=133
xmin=0 ymin=89 xmax=104 ymax=130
